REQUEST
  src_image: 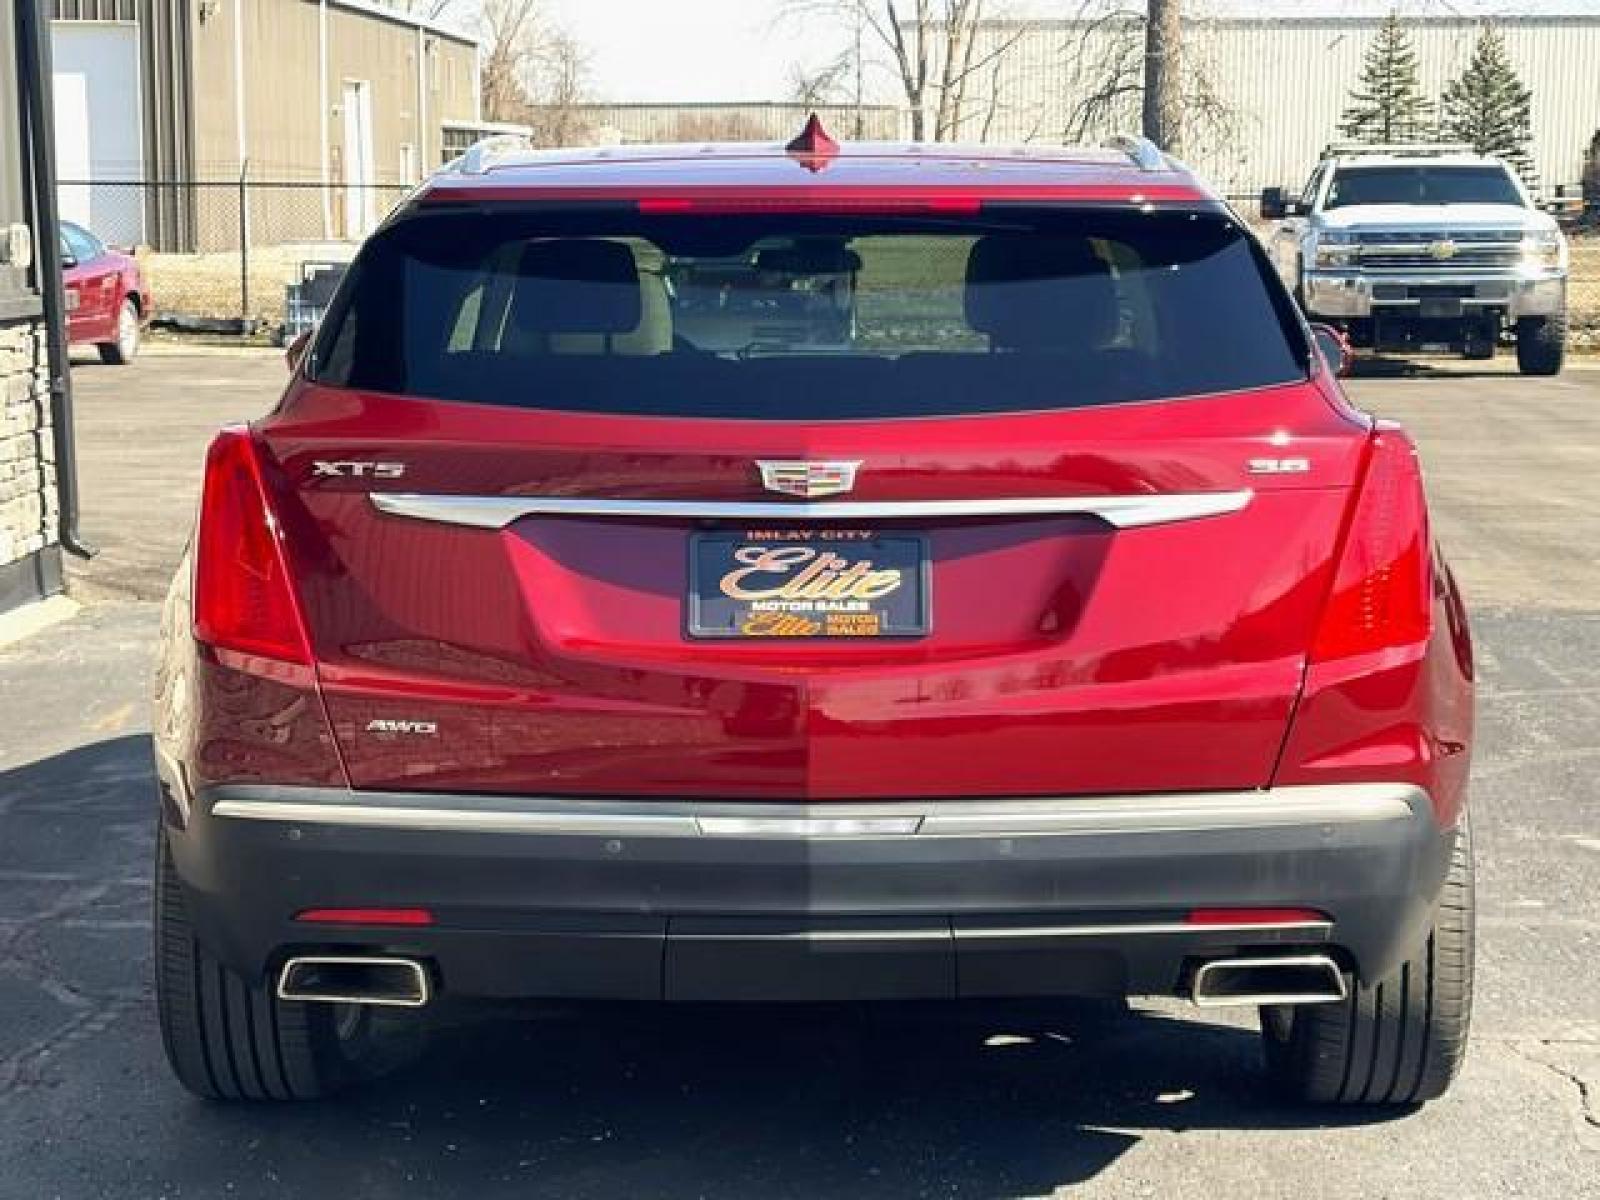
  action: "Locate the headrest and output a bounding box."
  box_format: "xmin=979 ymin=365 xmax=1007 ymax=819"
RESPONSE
xmin=964 ymin=236 xmax=1120 ymax=350
xmin=509 ymin=239 xmax=642 ymax=335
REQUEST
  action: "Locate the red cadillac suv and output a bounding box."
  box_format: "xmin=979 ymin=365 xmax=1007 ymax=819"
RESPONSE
xmin=152 ymin=126 xmax=1475 ymax=1105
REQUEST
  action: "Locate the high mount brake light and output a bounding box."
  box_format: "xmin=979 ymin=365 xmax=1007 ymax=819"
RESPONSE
xmin=193 ymin=428 xmax=313 ymax=665
xmin=1310 ymin=428 xmax=1432 ymax=663
xmin=636 ymin=195 xmax=982 ymax=215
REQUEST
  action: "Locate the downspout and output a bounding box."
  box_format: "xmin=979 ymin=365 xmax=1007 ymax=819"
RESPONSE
xmin=16 ymin=0 xmax=93 ymax=559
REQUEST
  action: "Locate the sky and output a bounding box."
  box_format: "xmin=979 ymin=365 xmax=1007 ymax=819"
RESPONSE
xmin=538 ymin=0 xmax=1600 ymax=104
xmin=542 ymin=0 xmax=846 ymax=104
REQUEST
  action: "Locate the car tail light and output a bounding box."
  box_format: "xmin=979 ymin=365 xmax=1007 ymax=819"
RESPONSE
xmin=1309 ymin=427 xmax=1432 ymax=663
xmin=193 ymin=427 xmax=313 ymax=665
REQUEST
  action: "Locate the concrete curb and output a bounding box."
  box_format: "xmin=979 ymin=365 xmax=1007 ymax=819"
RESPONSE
xmin=0 ymin=594 xmax=82 ymax=649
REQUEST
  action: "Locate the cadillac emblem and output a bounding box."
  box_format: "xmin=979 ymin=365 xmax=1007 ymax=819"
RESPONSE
xmin=1428 ymin=239 xmax=1458 ymax=261
xmin=756 ymin=460 xmax=862 ymax=499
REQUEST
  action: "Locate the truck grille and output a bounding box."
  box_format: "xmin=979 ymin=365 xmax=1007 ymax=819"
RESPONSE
xmin=1354 ymin=229 xmax=1523 ymax=271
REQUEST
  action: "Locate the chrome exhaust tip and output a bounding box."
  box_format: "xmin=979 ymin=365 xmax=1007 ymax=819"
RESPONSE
xmin=1190 ymin=954 xmax=1346 ymax=1008
xmin=277 ymin=956 xmax=430 ymax=1008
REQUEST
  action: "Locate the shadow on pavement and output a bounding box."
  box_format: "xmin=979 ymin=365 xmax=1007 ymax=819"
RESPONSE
xmin=160 ymin=1000 xmax=1402 ymax=1197
xmin=2 ymin=734 xmax=1404 ymax=1199
xmin=1346 ymin=356 xmax=1522 ymax=379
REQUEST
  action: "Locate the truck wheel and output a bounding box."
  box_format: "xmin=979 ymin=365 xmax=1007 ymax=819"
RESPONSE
xmin=155 ymin=830 xmax=425 ymax=1100
xmin=1515 ymin=315 xmax=1566 ymax=376
xmin=1260 ymin=818 xmax=1474 ymax=1106
xmin=1462 ymin=328 xmax=1496 ymax=360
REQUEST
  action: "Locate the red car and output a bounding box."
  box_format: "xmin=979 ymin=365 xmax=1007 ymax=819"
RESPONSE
xmin=61 ymin=220 xmax=148 ymax=364
xmin=153 ymin=126 xmax=1475 ymax=1105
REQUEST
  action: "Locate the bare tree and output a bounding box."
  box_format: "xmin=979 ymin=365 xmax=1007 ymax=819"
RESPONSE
xmin=789 ymin=52 xmax=854 ymax=108
xmin=479 ymin=0 xmax=542 ymax=124
xmin=1057 ymin=5 xmax=1145 ymax=143
xmin=382 ymin=0 xmax=461 ymax=23
xmin=1056 ymin=2 xmax=1234 ymax=162
xmin=782 ymin=1 xmax=1031 ymax=142
xmin=527 ymin=31 xmax=592 ymax=146
xmin=1142 ymin=0 xmax=1182 ymax=153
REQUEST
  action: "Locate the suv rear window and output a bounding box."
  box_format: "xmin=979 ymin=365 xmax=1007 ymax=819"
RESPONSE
xmin=312 ymin=208 xmax=1305 ymax=419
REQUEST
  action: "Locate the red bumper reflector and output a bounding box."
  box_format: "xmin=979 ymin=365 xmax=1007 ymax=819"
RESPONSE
xmin=294 ymin=907 xmax=435 ymax=927
xmin=1185 ymin=908 xmax=1330 ymax=927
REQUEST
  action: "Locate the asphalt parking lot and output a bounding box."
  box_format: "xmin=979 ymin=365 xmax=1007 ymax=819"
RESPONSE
xmin=1 ymin=349 xmax=1597 ymax=1198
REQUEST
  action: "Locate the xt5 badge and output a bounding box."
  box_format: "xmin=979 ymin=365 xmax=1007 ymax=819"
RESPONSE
xmin=311 ymin=460 xmax=406 ymax=480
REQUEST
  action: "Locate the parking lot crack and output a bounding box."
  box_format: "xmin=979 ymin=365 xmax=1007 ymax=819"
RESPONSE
xmin=1506 ymin=1041 xmax=1600 ymax=1130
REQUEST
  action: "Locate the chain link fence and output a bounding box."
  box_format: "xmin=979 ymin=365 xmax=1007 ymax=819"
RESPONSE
xmin=57 ymin=177 xmax=1600 ymax=348
xmin=58 ymin=177 xmax=413 ymax=338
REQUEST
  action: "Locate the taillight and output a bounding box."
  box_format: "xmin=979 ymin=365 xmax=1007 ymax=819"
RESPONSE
xmin=1309 ymin=427 xmax=1431 ymax=663
xmin=193 ymin=428 xmax=313 ymax=664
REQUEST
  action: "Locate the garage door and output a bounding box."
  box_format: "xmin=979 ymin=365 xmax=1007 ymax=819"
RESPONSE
xmin=51 ymin=21 xmax=144 ymax=245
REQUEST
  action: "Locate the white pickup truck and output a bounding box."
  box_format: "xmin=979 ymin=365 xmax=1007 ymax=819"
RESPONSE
xmin=1261 ymin=144 xmax=1569 ymax=375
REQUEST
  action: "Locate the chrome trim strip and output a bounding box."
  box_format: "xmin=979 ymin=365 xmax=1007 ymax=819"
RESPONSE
xmin=369 ymin=490 xmax=1253 ymax=530
xmin=915 ymin=785 xmax=1416 ymax=836
xmin=210 ymin=799 xmax=702 ymax=837
xmin=209 ymin=783 xmax=1424 ymax=839
xmin=696 ymin=815 xmax=924 ymax=837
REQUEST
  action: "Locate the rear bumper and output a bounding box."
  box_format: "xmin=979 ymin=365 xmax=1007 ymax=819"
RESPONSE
xmin=166 ymin=782 xmax=1456 ymax=1003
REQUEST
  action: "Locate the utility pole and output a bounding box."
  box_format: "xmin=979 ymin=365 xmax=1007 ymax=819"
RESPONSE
xmin=1142 ymin=0 xmax=1183 ymax=155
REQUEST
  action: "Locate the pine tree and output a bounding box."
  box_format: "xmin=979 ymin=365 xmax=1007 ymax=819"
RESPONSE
xmin=1339 ymin=12 xmax=1434 ymax=144
xmin=1440 ymin=25 xmax=1536 ymax=186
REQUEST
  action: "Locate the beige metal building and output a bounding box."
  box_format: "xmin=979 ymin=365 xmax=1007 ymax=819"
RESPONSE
xmin=522 ymin=102 xmax=906 ymax=147
xmin=50 ymin=0 xmax=483 ymax=246
xmin=949 ymin=7 xmax=1600 ymax=197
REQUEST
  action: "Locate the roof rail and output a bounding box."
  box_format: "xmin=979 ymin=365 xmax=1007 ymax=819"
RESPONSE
xmin=1106 ymin=134 xmax=1166 ymax=172
xmin=1321 ymin=142 xmax=1478 ymax=160
xmin=456 ymin=132 xmax=534 ymax=176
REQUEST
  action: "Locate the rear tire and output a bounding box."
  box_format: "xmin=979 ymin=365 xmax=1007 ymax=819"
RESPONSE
xmin=97 ymin=297 xmax=141 ymax=365
xmin=1261 ymin=818 xmax=1474 ymax=1106
xmin=1515 ymin=314 xmax=1566 ymax=376
xmin=155 ymin=830 xmax=425 ymax=1100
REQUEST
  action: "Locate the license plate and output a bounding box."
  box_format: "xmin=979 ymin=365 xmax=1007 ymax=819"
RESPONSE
xmin=687 ymin=530 xmax=929 ymax=639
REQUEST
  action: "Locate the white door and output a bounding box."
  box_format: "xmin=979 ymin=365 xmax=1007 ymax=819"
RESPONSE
xmin=51 ymin=22 xmax=144 ymax=243
xmin=342 ymin=80 xmax=375 ymax=237
xmin=53 ymin=73 xmax=92 ymax=230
